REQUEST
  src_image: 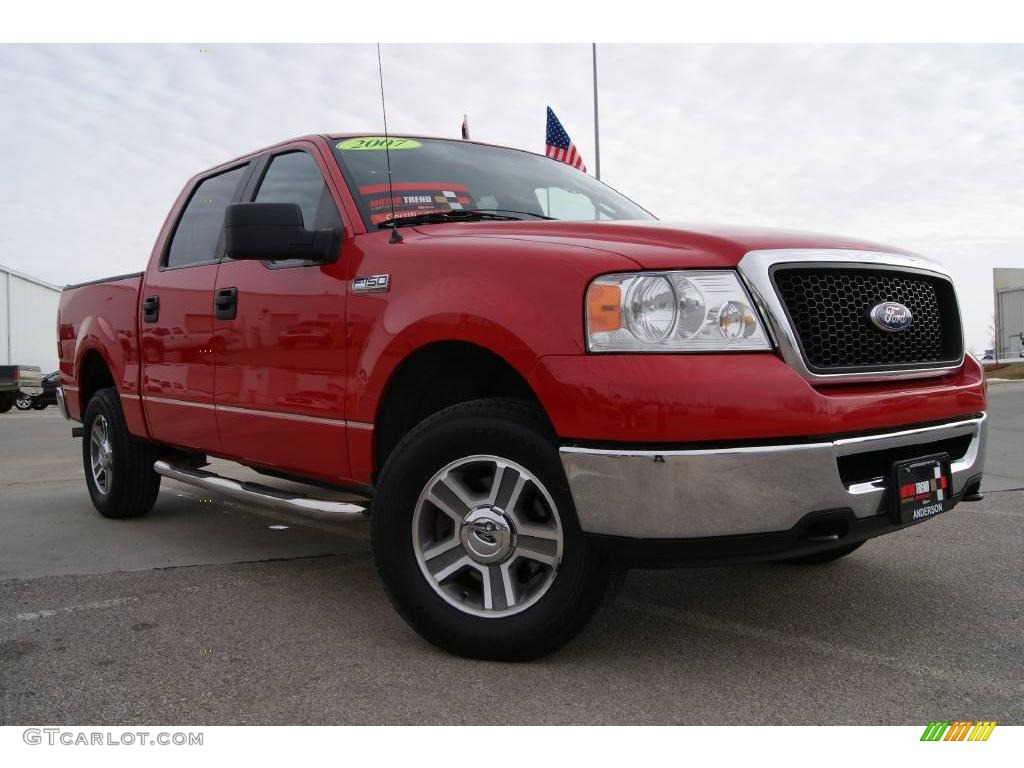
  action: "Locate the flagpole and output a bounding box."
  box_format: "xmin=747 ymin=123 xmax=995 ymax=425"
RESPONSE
xmin=592 ymin=43 xmax=601 ymax=181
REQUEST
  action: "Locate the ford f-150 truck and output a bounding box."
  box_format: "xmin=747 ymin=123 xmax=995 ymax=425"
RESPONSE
xmin=57 ymin=134 xmax=987 ymax=660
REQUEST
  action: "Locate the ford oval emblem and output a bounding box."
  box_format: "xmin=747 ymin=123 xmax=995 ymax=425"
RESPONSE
xmin=869 ymin=302 xmax=913 ymax=332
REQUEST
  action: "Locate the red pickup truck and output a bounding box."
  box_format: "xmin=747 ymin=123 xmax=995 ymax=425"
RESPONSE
xmin=58 ymin=134 xmax=987 ymax=660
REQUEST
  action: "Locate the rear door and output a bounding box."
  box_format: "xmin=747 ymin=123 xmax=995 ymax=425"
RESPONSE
xmin=212 ymin=143 xmax=352 ymax=482
xmin=140 ymin=163 xmax=249 ymax=453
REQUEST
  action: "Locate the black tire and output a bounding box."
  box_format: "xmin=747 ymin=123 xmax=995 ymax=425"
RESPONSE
xmin=0 ymin=393 xmax=13 ymax=413
xmin=15 ymin=395 xmax=33 ymax=410
xmin=779 ymin=541 xmax=864 ymax=565
xmin=372 ymin=398 xmax=611 ymax=661
xmin=31 ymin=400 xmax=48 ymax=410
xmin=82 ymin=387 xmax=162 ymax=519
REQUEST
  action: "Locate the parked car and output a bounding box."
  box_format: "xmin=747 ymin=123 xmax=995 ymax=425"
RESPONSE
xmin=0 ymin=365 xmax=43 ymax=413
xmin=56 ymin=133 xmax=987 ymax=660
xmin=15 ymin=371 xmax=59 ymax=410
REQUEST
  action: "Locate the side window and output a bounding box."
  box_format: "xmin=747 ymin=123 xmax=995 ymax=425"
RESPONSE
xmin=165 ymin=165 xmax=247 ymax=268
xmin=252 ymin=152 xmax=342 ymax=268
xmin=255 ymin=151 xmax=341 ymax=230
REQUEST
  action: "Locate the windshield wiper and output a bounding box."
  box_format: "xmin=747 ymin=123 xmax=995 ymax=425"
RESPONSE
xmin=475 ymin=209 xmax=555 ymax=220
xmin=378 ymin=209 xmax=551 ymax=229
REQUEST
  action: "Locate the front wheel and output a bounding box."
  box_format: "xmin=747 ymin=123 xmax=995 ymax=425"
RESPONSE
xmin=372 ymin=398 xmax=611 ymax=661
xmin=82 ymin=388 xmax=162 ymax=519
xmin=31 ymin=400 xmax=48 ymax=410
xmin=15 ymin=395 xmax=32 ymax=410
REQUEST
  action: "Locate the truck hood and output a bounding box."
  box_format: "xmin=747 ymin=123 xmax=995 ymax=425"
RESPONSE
xmin=413 ymin=220 xmax=915 ymax=269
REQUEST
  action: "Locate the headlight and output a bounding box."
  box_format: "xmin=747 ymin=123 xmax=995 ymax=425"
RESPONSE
xmin=624 ymin=276 xmax=676 ymax=342
xmin=586 ymin=270 xmax=771 ymax=352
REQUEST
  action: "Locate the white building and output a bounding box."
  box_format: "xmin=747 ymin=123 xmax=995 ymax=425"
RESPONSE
xmin=994 ymin=268 xmax=1024 ymax=359
xmin=1 ymin=264 xmax=61 ymax=374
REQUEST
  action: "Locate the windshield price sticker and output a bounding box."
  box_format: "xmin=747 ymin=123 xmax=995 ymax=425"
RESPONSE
xmin=337 ymin=137 xmax=422 ymax=151
xmin=358 ymin=182 xmax=474 ymax=224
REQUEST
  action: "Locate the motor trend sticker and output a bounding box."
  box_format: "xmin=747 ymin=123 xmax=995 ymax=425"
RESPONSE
xmin=337 ymin=137 xmax=422 ymax=150
xmin=920 ymin=721 xmax=997 ymax=741
xmin=894 ymin=455 xmax=952 ymax=524
xmin=899 ymin=471 xmax=947 ymax=509
xmin=359 ymin=182 xmax=475 ymax=224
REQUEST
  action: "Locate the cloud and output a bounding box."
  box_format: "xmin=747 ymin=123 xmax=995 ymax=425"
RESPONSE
xmin=0 ymin=43 xmax=1020 ymax=350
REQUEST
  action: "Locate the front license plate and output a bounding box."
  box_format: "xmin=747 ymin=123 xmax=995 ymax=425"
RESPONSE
xmin=891 ymin=453 xmax=952 ymax=525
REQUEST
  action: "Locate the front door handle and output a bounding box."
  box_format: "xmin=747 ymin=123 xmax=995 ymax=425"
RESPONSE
xmin=142 ymin=295 xmax=159 ymax=323
xmin=214 ymin=287 xmax=238 ymax=321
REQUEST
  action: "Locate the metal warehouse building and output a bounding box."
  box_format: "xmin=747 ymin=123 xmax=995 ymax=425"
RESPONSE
xmin=994 ymin=267 xmax=1024 ymax=359
xmin=1 ymin=263 xmax=61 ymax=374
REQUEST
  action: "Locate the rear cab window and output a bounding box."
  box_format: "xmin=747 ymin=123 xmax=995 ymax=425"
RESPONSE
xmin=164 ymin=165 xmax=248 ymax=269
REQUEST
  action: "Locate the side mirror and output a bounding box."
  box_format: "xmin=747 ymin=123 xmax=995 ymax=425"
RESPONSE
xmin=224 ymin=203 xmax=341 ymax=263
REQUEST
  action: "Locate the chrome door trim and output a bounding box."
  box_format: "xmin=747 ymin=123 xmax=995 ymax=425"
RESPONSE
xmin=216 ymin=403 xmax=348 ymax=427
xmin=141 ymin=394 xmax=373 ymax=430
xmin=144 ymin=395 xmax=215 ymax=410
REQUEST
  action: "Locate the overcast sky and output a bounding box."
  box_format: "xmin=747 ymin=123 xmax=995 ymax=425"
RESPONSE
xmin=0 ymin=44 xmax=1020 ymax=351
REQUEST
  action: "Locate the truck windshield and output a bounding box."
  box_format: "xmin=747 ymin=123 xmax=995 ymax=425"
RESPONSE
xmin=331 ymin=136 xmax=655 ymax=228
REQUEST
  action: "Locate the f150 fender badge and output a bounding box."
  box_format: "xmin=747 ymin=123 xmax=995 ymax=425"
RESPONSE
xmin=353 ymin=274 xmax=390 ymax=294
xmin=869 ymin=301 xmax=913 ymax=332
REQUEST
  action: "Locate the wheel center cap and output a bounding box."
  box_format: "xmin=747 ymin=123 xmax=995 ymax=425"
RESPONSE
xmin=460 ymin=507 xmax=516 ymax=564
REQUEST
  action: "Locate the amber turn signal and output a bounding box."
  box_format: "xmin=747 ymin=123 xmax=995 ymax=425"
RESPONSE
xmin=587 ymin=283 xmax=622 ymax=334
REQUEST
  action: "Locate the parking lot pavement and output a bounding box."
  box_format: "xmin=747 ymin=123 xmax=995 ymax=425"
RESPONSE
xmin=983 ymin=382 xmax=1024 ymax=491
xmin=1 ymin=390 xmax=1022 ymax=725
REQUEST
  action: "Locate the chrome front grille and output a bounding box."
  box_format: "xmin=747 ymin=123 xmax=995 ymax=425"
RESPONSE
xmin=772 ymin=266 xmax=963 ymax=373
xmin=737 ymin=249 xmax=966 ymax=383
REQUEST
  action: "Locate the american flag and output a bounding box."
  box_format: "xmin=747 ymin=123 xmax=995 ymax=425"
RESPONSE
xmin=545 ymin=106 xmax=586 ymax=172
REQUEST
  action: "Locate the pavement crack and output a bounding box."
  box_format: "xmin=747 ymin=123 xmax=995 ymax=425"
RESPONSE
xmin=147 ymin=551 xmax=371 ymax=573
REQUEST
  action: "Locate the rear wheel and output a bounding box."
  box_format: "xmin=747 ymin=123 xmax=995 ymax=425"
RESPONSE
xmin=779 ymin=541 xmax=864 ymax=565
xmin=15 ymin=395 xmax=33 ymax=410
xmin=82 ymin=388 xmax=162 ymax=519
xmin=372 ymin=398 xmax=610 ymax=661
xmin=31 ymin=399 xmax=48 ymax=410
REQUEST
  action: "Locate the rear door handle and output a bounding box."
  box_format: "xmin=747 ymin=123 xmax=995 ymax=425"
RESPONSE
xmin=215 ymin=287 xmax=238 ymax=321
xmin=142 ymin=295 xmax=159 ymax=323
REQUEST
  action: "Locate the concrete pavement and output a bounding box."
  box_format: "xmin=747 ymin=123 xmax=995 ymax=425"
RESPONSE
xmin=1 ymin=388 xmax=1021 ymax=724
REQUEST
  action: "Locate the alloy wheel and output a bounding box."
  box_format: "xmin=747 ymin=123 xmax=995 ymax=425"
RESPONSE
xmin=89 ymin=414 xmax=114 ymax=494
xmin=412 ymin=455 xmax=564 ymax=618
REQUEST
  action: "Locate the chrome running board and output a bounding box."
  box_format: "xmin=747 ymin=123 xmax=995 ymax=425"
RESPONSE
xmin=154 ymin=460 xmax=369 ymax=520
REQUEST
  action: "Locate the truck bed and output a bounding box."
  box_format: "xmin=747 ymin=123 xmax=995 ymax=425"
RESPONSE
xmin=58 ymin=272 xmax=144 ymax=422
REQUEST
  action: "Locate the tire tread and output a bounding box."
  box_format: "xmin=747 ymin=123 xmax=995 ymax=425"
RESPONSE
xmin=83 ymin=387 xmax=161 ymax=519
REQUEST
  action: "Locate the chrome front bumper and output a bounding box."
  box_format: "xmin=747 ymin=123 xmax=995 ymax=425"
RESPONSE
xmin=560 ymin=414 xmax=987 ymax=539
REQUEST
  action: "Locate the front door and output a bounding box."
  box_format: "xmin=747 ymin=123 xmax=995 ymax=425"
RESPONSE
xmin=140 ymin=163 xmax=249 ymax=453
xmin=212 ymin=145 xmax=351 ymax=483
